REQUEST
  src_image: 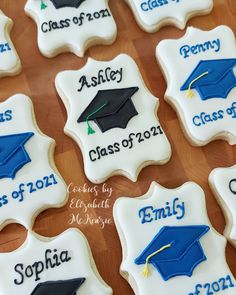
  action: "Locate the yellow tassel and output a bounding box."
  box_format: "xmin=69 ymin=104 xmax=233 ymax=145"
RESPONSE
xmin=187 ymin=89 xmax=194 ymax=98
xmin=142 ymin=243 xmax=172 ymax=278
xmin=143 ymin=264 xmax=150 ymax=277
xmin=187 ymin=71 xmax=209 ymax=98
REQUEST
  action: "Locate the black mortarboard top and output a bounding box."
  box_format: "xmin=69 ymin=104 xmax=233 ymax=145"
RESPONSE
xmin=135 ymin=225 xmax=210 ymax=281
xmin=180 ymin=59 xmax=236 ymax=100
xmin=0 ymin=132 xmax=34 ymax=179
xmin=78 ymin=87 xmax=139 ymax=135
xmin=50 ymin=0 xmax=85 ymax=9
xmin=31 ymin=278 xmax=86 ymax=295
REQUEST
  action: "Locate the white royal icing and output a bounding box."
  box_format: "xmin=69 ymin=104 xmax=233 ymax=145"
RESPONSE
xmin=156 ymin=26 xmax=236 ymax=146
xmin=55 ymin=54 xmax=171 ymax=184
xmin=124 ymin=0 xmax=213 ymax=33
xmin=24 ymin=0 xmax=117 ymax=58
xmin=0 ymin=10 xmax=21 ymax=77
xmin=0 ymin=229 xmax=112 ymax=294
xmin=113 ymin=181 xmax=236 ymax=295
xmin=0 ymin=94 xmax=67 ymax=229
xmin=209 ymin=165 xmax=236 ymax=248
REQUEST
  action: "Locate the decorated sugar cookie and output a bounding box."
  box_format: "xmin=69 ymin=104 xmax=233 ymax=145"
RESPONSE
xmin=156 ymin=26 xmax=236 ymax=146
xmin=24 ymin=0 xmax=117 ymax=58
xmin=0 ymin=94 xmax=67 ymax=230
xmin=209 ymin=165 xmax=236 ymax=248
xmin=0 ymin=10 xmax=21 ymax=77
xmin=55 ymin=54 xmax=171 ymax=183
xmin=124 ymin=0 xmax=213 ymax=33
xmin=0 ymin=229 xmax=112 ymax=294
xmin=113 ymin=181 xmax=236 ymax=295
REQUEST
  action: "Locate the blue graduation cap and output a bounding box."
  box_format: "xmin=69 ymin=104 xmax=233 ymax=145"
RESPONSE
xmin=180 ymin=59 xmax=236 ymax=100
xmin=31 ymin=278 xmax=86 ymax=295
xmin=0 ymin=132 xmax=34 ymax=179
xmin=134 ymin=225 xmax=210 ymax=281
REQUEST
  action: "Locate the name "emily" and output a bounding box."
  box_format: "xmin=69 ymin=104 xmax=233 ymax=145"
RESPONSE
xmin=179 ymin=38 xmax=221 ymax=59
xmin=138 ymin=197 xmax=185 ymax=224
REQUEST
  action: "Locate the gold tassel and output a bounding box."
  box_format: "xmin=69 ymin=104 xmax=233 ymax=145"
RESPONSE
xmin=142 ymin=243 xmax=172 ymax=278
xmin=187 ymin=71 xmax=209 ymax=98
xmin=143 ymin=263 xmax=150 ymax=277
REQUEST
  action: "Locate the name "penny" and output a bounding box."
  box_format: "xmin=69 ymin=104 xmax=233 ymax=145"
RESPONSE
xmin=179 ymin=38 xmax=221 ymax=59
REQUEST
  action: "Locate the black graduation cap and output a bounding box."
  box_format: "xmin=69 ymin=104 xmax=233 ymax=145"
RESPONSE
xmin=31 ymin=278 xmax=86 ymax=295
xmin=77 ymin=87 xmax=139 ymax=135
xmin=0 ymin=132 xmax=34 ymax=179
xmin=50 ymin=0 xmax=85 ymax=9
xmin=180 ymin=59 xmax=236 ymax=100
xmin=135 ymin=225 xmax=210 ymax=281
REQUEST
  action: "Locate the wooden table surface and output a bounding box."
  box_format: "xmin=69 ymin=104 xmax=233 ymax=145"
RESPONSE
xmin=0 ymin=0 xmax=236 ymax=294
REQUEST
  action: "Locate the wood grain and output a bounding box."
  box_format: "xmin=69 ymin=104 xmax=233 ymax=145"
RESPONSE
xmin=0 ymin=0 xmax=236 ymax=294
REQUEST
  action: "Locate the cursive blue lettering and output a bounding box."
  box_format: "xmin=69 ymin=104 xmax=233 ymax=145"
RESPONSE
xmin=138 ymin=197 xmax=185 ymax=224
xmin=180 ymin=38 xmax=221 ymax=59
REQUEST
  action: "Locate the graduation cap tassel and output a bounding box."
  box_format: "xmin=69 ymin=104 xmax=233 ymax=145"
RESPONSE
xmin=142 ymin=243 xmax=172 ymax=277
xmin=85 ymin=102 xmax=108 ymax=135
xmin=40 ymin=0 xmax=47 ymax=10
xmin=187 ymin=71 xmax=209 ymax=98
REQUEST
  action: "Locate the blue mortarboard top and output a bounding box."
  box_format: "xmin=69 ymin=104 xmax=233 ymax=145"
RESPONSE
xmin=31 ymin=278 xmax=86 ymax=295
xmin=0 ymin=132 xmax=34 ymax=179
xmin=134 ymin=225 xmax=210 ymax=281
xmin=180 ymin=59 xmax=236 ymax=100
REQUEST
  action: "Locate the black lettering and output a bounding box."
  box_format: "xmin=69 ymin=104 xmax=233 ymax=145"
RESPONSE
xmin=101 ymin=148 xmax=108 ymax=157
xmin=114 ymin=142 xmax=120 ymax=152
xmin=89 ymin=150 xmax=97 ymax=162
xmin=60 ymin=250 xmax=71 ymax=263
xmin=14 ymin=264 xmax=24 ymax=285
xmin=32 ymin=261 xmax=44 ymax=281
xmin=229 ymin=179 xmax=236 ymax=194
xmin=25 ymin=265 xmax=33 ymax=278
xmin=78 ymin=76 xmax=91 ymax=92
xmin=91 ymin=76 xmax=98 ymax=87
xmin=108 ymin=145 xmax=114 ymax=155
xmin=41 ymin=22 xmax=48 ymax=33
xmin=45 ymin=249 xmax=56 ymax=269
xmin=96 ymin=146 xmax=101 ymax=160
xmin=86 ymin=13 xmax=93 ymax=21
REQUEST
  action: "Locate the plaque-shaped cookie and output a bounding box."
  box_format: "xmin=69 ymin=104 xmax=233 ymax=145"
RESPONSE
xmin=156 ymin=26 xmax=236 ymax=146
xmin=0 ymin=94 xmax=67 ymax=229
xmin=114 ymin=181 xmax=236 ymax=295
xmin=24 ymin=0 xmax=117 ymax=57
xmin=55 ymin=54 xmax=171 ymax=183
xmin=0 ymin=229 xmax=112 ymax=294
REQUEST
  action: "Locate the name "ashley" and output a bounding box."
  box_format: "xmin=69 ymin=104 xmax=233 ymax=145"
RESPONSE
xmin=78 ymin=67 xmax=123 ymax=92
xmin=138 ymin=197 xmax=185 ymax=224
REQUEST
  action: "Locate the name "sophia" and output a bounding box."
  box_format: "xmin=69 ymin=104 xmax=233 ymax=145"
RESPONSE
xmin=14 ymin=249 xmax=71 ymax=285
xmin=179 ymin=38 xmax=221 ymax=59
